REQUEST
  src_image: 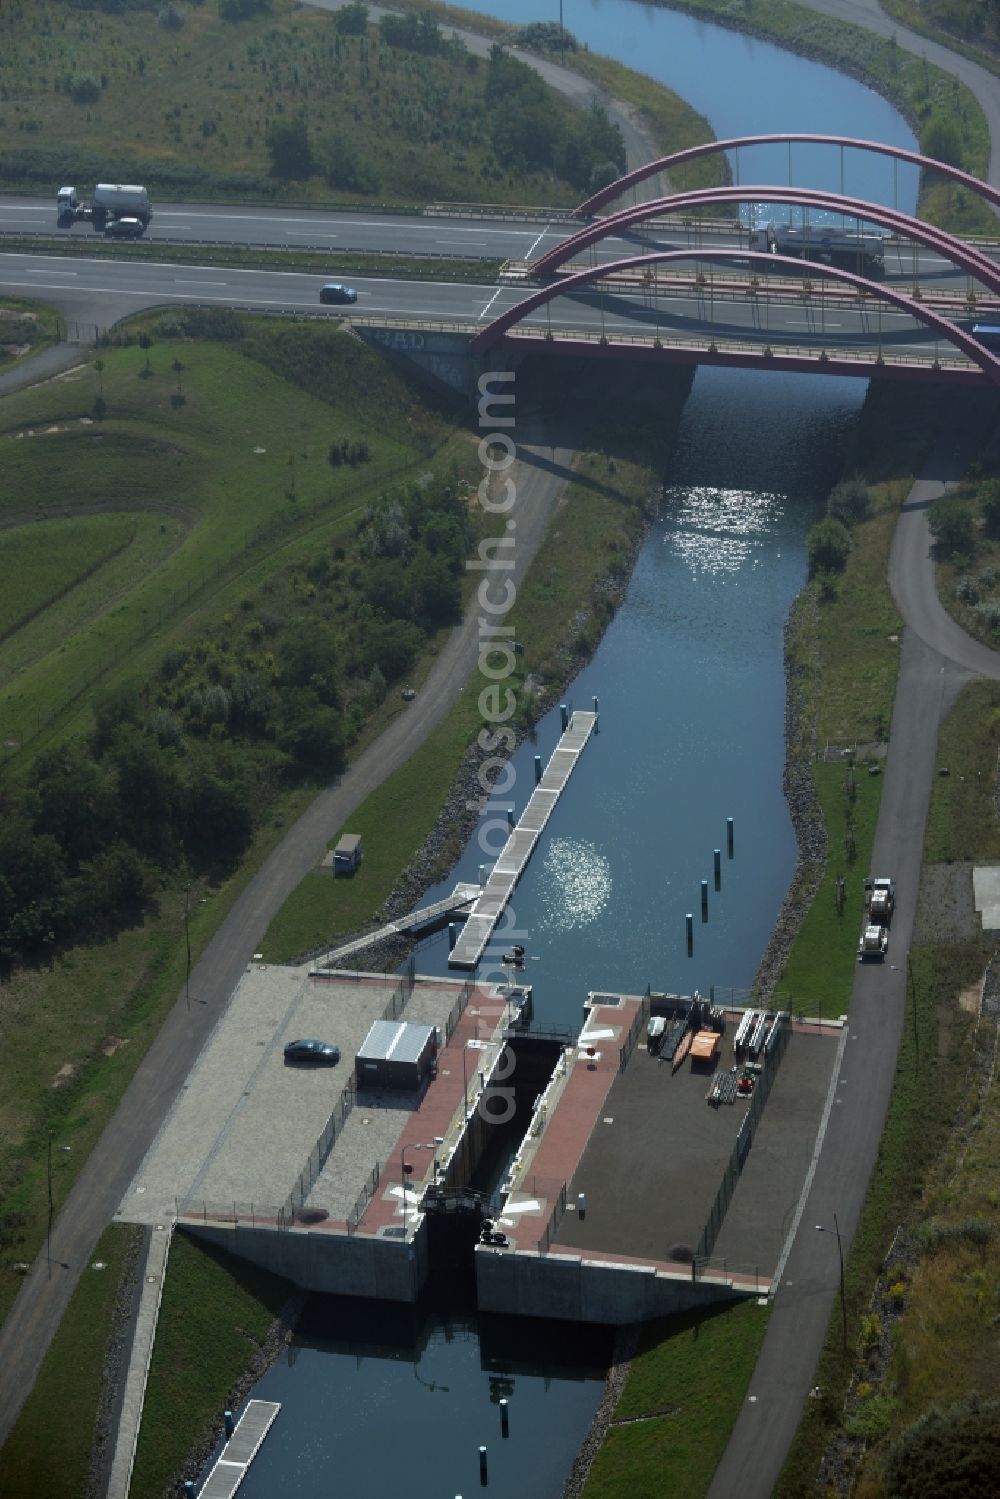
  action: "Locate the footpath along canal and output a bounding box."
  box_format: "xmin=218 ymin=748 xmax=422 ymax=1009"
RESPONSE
xmin=210 ymin=2 xmax=922 ymax=1493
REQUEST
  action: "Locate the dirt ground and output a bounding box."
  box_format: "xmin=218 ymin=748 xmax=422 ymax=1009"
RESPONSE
xmin=913 ymin=862 xmax=981 ymax=945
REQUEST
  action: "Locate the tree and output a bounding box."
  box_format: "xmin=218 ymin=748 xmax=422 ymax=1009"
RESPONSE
xmin=807 ymin=516 xmax=851 ymax=575
xmin=277 ymin=689 xmax=347 ymax=776
xmin=266 ymin=117 xmax=313 ymax=180
xmin=335 ymin=1 xmax=368 ymax=34
xmin=929 ymin=495 xmax=975 ymax=557
xmin=32 ymin=745 xmax=119 ymax=865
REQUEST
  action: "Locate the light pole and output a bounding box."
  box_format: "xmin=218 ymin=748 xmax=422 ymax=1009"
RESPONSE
xmin=815 ymin=1214 xmax=847 ymax=1353
xmin=401 ymin=1139 xmax=444 ymax=1238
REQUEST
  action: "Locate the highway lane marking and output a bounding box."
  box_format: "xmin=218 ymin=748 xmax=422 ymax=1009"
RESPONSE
xmin=0 ymin=252 xmax=498 ymax=293
xmin=152 ymin=210 xmax=544 ymax=239
xmin=24 ymin=268 xmax=77 ymax=276
xmin=477 ymin=288 xmax=503 ymax=321
xmin=175 ymin=279 xmax=227 ymax=286
xmin=524 ymin=225 xmax=551 ymax=260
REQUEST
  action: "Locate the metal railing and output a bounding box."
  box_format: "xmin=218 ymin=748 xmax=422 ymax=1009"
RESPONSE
xmin=538 ymin=1180 xmax=568 ymax=1254
xmin=619 ymin=992 xmax=651 ymax=1072
xmin=283 ymin=1079 xmax=356 ymax=1217
xmin=346 ymin=1162 xmax=381 ymax=1233
xmin=444 ymin=979 xmax=474 ymax=1042
xmin=695 ymin=1014 xmax=792 ymax=1260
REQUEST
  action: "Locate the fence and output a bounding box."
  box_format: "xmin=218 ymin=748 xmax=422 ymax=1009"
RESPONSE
xmin=380 ymin=955 xmax=417 ymax=1024
xmin=346 ymin=1163 xmax=381 ymax=1234
xmin=180 ymin=1199 xmax=292 ymax=1230
xmin=618 ymin=992 xmax=651 ymax=1072
xmin=538 ymin=1181 xmax=568 ymax=1254
xmin=283 ymin=1079 xmax=356 ymax=1217
xmin=695 ymin=1014 xmax=792 ymax=1260
xmin=444 ymin=979 xmax=474 ymax=1042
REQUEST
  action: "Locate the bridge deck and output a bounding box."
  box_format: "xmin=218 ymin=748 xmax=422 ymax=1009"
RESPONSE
xmin=198 ymin=1400 xmax=281 ymax=1499
xmin=449 ymin=712 xmax=596 ymax=968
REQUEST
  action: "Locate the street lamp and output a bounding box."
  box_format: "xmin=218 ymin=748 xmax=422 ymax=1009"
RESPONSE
xmin=815 ymin=1214 xmax=847 ymax=1353
xmin=401 ymin=1139 xmax=444 ymax=1238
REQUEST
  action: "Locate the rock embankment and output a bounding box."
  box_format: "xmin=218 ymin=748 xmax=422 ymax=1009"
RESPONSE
xmin=560 ymin=1323 xmax=642 ymax=1499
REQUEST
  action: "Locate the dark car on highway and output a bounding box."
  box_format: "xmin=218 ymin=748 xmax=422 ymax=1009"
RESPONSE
xmin=319 ymin=282 xmax=358 ymax=305
xmin=104 ymin=217 xmax=145 ymax=239
xmin=283 ymin=1039 xmax=341 ymax=1065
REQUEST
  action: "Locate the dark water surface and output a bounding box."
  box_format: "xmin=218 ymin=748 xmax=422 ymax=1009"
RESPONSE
xmin=223 ymin=4 xmax=920 ymax=1490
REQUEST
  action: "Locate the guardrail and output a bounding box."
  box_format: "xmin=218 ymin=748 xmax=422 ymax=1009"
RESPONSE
xmin=0 ymin=228 xmax=501 ymax=266
xmin=347 ymin=1162 xmax=381 ymax=1233
xmin=423 ymin=202 xmax=577 ymax=223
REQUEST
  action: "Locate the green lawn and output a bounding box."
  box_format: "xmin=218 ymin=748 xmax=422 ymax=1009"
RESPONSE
xmin=0 ymin=296 xmax=63 ymax=369
xmin=0 ymin=513 xmax=135 ymax=642
xmin=0 ymin=1223 xmax=140 ymax=1499
xmin=583 ymin=1300 xmax=771 ymax=1499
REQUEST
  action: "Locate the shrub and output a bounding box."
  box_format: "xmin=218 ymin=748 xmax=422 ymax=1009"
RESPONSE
xmin=883 ymin=1394 xmax=1000 ymax=1498
xmin=69 ymin=74 xmax=102 ymax=105
xmin=929 ymin=495 xmax=976 ymax=557
xmin=979 ymin=478 xmax=1000 ymax=536
xmin=807 ymin=516 xmax=851 ymax=575
xmin=916 ymin=1217 xmax=996 ymax=1253
xmin=827 ymin=476 xmax=871 ymax=526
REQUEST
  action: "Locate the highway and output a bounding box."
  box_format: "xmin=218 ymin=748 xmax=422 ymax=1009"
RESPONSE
xmin=0 ymin=245 xmax=981 ymax=369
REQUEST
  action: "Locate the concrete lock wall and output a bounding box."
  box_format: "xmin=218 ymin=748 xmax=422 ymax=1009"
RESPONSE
xmin=475 ymin=1249 xmax=743 ymax=1325
xmin=185 ymin=1221 xmax=431 ymax=1302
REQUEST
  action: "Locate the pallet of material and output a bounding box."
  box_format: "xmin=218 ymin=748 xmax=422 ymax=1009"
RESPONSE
xmin=690 ymin=1030 xmax=721 ymax=1062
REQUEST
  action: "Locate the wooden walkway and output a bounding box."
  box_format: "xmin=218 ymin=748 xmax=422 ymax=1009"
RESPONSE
xmin=198 ymin=1401 xmax=281 ymax=1498
xmin=314 ymin=882 xmax=479 ymax=968
xmin=449 ymin=711 xmax=597 ymax=969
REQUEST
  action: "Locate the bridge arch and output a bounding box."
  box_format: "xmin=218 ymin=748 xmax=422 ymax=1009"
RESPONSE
xmin=534 ymin=186 xmax=1000 ymax=295
xmin=577 ymin=134 xmax=1000 ymax=219
xmin=471 ymin=248 xmax=1000 ymax=384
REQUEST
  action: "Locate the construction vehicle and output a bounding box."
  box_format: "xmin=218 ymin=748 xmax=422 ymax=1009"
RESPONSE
xmin=865 ymin=876 xmax=896 ymax=926
xmin=859 ymin=923 xmax=889 ymax=961
xmin=57 ymin=183 xmax=153 ymax=233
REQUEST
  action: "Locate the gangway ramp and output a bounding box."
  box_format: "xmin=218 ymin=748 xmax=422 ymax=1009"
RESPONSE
xmin=449 ymin=711 xmax=597 ymax=968
xmin=198 ymin=1400 xmax=281 ymax=1498
xmin=315 ymin=882 xmax=479 ymax=969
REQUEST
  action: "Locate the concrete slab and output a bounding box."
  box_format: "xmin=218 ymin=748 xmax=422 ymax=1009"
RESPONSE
xmin=973 ymin=865 xmax=1000 ymax=930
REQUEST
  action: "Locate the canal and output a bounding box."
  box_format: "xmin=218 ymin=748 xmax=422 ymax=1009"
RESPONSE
xmin=222 ymin=4 xmax=920 ymax=1493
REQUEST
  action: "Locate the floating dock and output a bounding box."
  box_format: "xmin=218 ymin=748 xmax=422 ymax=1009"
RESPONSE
xmin=198 ymin=1400 xmax=281 ymax=1499
xmin=448 ymin=711 xmax=597 ymax=969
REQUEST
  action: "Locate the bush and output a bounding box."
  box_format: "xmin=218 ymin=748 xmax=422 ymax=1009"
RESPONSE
xmin=335 ymin=1 xmax=368 ymax=34
xmin=916 ymin=1217 xmax=996 ymax=1253
xmin=266 ymin=117 xmax=313 ymax=180
xmin=979 ymin=478 xmax=1000 ymax=536
xmin=883 ymin=1394 xmax=1000 ymax=1498
xmin=69 ymin=74 xmax=102 ymax=105
xmin=929 ymin=495 xmax=976 ymax=558
xmin=827 ymin=476 xmax=871 ymax=526
xmin=807 ymin=516 xmax=851 ymax=575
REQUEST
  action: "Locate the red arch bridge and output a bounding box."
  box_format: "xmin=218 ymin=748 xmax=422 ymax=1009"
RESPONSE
xmin=467 ymin=140 xmax=1000 ymax=385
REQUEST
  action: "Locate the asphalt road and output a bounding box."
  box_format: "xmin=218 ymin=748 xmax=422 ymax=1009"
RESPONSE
xmin=708 ymin=415 xmax=1000 ymax=1499
xmin=0 ymin=248 xmax=979 ymax=367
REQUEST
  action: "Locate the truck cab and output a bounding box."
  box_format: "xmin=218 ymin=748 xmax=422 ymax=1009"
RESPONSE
xmin=56 ymin=186 xmax=79 ymax=226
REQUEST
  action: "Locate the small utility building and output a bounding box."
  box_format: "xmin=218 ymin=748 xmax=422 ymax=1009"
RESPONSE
xmin=356 ymin=1020 xmax=437 ymax=1091
xmin=333 ymin=833 xmax=363 ymax=874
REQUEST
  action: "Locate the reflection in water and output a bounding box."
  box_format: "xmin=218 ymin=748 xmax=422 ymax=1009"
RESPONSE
xmin=232 ymin=1299 xmax=611 ymax=1499
xmin=663 ymin=487 xmax=787 ymax=576
xmin=537 ymin=837 xmax=613 ymax=931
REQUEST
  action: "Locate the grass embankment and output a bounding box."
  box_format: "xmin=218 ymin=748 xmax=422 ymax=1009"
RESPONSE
xmin=582 ymin=1301 xmax=770 ymax=1499
xmin=925 ymin=416 xmax=1000 ymax=650
xmin=877 ymin=0 xmax=1000 ymax=80
xmin=0 ymin=320 xmax=453 ymax=758
xmin=637 ymin=0 xmax=992 ymax=234
xmin=0 ymin=297 xmax=63 ymax=371
xmin=0 ymin=0 xmax=668 ymax=210
xmin=0 ymin=1222 xmax=140 ymax=1499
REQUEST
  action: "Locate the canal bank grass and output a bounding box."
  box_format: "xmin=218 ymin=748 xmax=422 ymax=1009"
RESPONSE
xmin=774 ymin=761 xmax=883 ymax=1016
xmin=0 ymin=296 xmax=63 ymax=369
xmin=130 ymin=1231 xmax=294 ymax=1499
xmin=853 ymin=1006 xmax=1000 ymax=1493
xmin=0 ymin=1222 xmax=139 ymax=1499
xmin=923 ymin=680 xmax=1000 ymax=863
xmin=582 ymin=1299 xmax=770 ymax=1499
xmin=633 ymin=0 xmax=992 ymax=235
xmin=776 ymin=675 xmax=1000 ymax=1494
